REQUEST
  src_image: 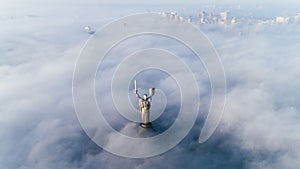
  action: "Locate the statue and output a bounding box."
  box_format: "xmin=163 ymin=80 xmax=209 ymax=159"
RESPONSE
xmin=134 ymin=80 xmax=155 ymax=128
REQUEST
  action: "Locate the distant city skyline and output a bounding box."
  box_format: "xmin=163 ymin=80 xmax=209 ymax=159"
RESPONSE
xmin=1 ymin=0 xmax=300 ymax=5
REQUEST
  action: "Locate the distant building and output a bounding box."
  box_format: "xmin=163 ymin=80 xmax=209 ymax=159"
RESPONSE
xmin=200 ymin=11 xmax=206 ymax=23
xmin=84 ymin=26 xmax=95 ymax=34
xmin=231 ymin=17 xmax=237 ymax=24
xmin=179 ymin=16 xmax=184 ymax=22
xmin=187 ymin=16 xmax=192 ymax=23
xmin=208 ymin=12 xmax=214 ymax=24
xmin=161 ymin=12 xmax=167 ymax=17
xmin=294 ymin=13 xmax=300 ymax=23
xmin=169 ymin=11 xmax=177 ymax=19
xmin=170 ymin=11 xmax=177 ymax=16
xmin=220 ymin=11 xmax=229 ymax=23
xmin=275 ymin=16 xmax=290 ymax=24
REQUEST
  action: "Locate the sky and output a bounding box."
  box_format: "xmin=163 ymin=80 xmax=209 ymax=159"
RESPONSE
xmin=1 ymin=1 xmax=300 ymax=169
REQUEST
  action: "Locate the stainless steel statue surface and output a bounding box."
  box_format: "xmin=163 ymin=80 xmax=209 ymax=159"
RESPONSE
xmin=134 ymin=80 xmax=155 ymax=128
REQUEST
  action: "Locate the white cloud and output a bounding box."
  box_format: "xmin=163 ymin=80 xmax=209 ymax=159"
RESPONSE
xmin=1 ymin=2 xmax=300 ymax=169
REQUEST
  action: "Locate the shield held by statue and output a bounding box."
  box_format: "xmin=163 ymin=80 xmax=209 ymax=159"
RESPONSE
xmin=149 ymin=88 xmax=155 ymax=96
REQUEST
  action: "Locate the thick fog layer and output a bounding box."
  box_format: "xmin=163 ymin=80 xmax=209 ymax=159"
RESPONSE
xmin=1 ymin=2 xmax=299 ymax=169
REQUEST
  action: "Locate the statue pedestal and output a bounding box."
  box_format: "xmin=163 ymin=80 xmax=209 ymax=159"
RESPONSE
xmin=140 ymin=122 xmax=152 ymax=128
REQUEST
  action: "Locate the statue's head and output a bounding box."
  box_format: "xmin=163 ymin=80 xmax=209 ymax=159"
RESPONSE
xmin=143 ymin=94 xmax=147 ymax=99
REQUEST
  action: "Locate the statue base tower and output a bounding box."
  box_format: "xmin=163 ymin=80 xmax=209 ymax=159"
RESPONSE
xmin=140 ymin=122 xmax=152 ymax=128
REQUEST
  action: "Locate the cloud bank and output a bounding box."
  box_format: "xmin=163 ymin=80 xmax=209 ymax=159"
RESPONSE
xmin=0 ymin=2 xmax=300 ymax=169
